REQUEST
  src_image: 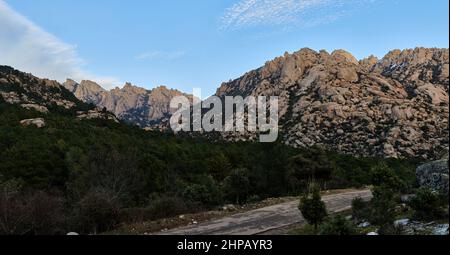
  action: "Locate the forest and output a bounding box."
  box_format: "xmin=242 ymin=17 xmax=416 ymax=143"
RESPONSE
xmin=0 ymin=99 xmax=419 ymax=234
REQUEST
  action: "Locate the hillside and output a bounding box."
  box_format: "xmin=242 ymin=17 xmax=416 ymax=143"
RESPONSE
xmin=0 ymin=66 xmax=417 ymax=235
xmin=0 ymin=66 xmax=89 ymax=113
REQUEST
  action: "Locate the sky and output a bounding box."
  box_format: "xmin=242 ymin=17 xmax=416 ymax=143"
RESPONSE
xmin=0 ymin=0 xmax=449 ymax=97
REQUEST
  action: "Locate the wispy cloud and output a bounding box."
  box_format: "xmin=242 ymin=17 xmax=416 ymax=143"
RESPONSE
xmin=0 ymin=0 xmax=121 ymax=89
xmin=135 ymin=50 xmax=185 ymax=61
xmin=220 ymin=0 xmax=376 ymax=30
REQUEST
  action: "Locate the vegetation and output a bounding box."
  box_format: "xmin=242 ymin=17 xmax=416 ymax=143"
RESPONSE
xmin=408 ymin=188 xmax=447 ymax=221
xmin=351 ymin=163 xmax=449 ymax=235
xmin=318 ymin=215 xmax=357 ymax=235
xmin=367 ymin=186 xmax=398 ymax=234
xmin=299 ymin=183 xmax=328 ymax=229
xmin=0 ymin=102 xmax=418 ymax=234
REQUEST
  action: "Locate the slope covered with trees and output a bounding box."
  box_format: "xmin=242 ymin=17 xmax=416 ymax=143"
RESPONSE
xmin=0 ymin=65 xmax=419 ymax=234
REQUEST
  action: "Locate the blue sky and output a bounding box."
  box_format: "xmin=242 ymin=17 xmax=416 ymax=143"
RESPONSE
xmin=0 ymin=0 xmax=448 ymax=96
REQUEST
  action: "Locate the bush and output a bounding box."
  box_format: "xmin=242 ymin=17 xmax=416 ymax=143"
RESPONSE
xmin=351 ymin=197 xmax=370 ymax=223
xmin=370 ymin=163 xmax=405 ymax=192
xmin=408 ymin=188 xmax=446 ymax=221
xmin=145 ymin=195 xmax=193 ymax=220
xmin=0 ymin=183 xmax=65 ymax=235
xmin=119 ymin=195 xmax=200 ymax=224
xmin=182 ymin=176 xmax=222 ymax=206
xmin=25 ymin=191 xmax=66 ymax=235
xmin=74 ymin=190 xmax=121 ymax=234
xmin=319 ymin=215 xmax=357 ymax=235
xmin=368 ymin=186 xmax=397 ymax=234
xmin=299 ymin=183 xmax=328 ymax=229
xmin=222 ymin=169 xmax=250 ymax=204
xmin=289 ymin=147 xmax=334 ymax=181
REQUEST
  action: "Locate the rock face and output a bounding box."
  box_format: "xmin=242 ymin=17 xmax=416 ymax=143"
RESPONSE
xmin=416 ymin=154 xmax=449 ymax=197
xmin=20 ymin=104 xmax=49 ymax=113
xmin=76 ymin=108 xmax=120 ymax=123
xmin=20 ymin=118 xmax=46 ymax=128
xmin=215 ymin=47 xmax=449 ymax=160
xmin=0 ymin=66 xmax=121 ymax=124
xmin=0 ymin=66 xmax=80 ymax=110
xmin=65 ymin=79 xmax=105 ymax=103
xmin=63 ymin=80 xmax=190 ymax=127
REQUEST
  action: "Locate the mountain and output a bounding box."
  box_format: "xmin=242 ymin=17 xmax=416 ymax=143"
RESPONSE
xmin=63 ymin=80 xmax=190 ymax=127
xmin=215 ymin=47 xmax=448 ymax=160
xmin=0 ymin=66 xmax=82 ymax=112
xmin=24 ymin=47 xmax=448 ymax=160
xmin=0 ymin=65 xmax=419 ymax=235
xmin=0 ymin=65 xmax=118 ymax=121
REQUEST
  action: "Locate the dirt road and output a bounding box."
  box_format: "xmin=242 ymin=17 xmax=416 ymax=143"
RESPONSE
xmin=159 ymin=189 xmax=372 ymax=235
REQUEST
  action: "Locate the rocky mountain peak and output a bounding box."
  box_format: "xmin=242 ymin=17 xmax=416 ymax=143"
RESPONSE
xmin=121 ymin=82 xmax=148 ymax=94
xmin=331 ymin=49 xmax=359 ymax=65
xmin=64 ymin=79 xmax=78 ymax=92
xmin=79 ymin=80 xmax=105 ymax=93
xmin=63 ymin=79 xmax=191 ymax=127
xmin=360 ymin=55 xmax=379 ymax=69
xmin=214 ymin=47 xmax=449 ymax=160
xmin=63 ymin=79 xmax=105 ymax=103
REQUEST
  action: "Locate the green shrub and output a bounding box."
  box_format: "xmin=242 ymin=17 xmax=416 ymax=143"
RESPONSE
xmin=289 ymin=146 xmax=335 ymax=181
xmin=351 ymin=197 xmax=370 ymax=222
xmin=408 ymin=188 xmax=446 ymax=221
xmin=222 ymin=168 xmax=250 ymax=204
xmin=368 ymin=186 xmax=397 ymax=234
xmin=183 ymin=176 xmax=222 ymax=206
xmin=370 ymin=163 xmax=405 ymax=192
xmin=319 ymin=215 xmax=357 ymax=235
xmin=145 ymin=195 xmax=192 ymax=220
xmin=299 ymin=183 xmax=328 ymax=229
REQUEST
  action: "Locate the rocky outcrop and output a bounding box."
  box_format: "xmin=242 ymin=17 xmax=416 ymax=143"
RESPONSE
xmin=215 ymin=47 xmax=449 ymax=160
xmin=76 ymin=108 xmax=120 ymax=123
xmin=0 ymin=66 xmax=122 ymax=124
xmin=0 ymin=66 xmax=81 ymax=110
xmin=20 ymin=104 xmax=49 ymax=113
xmin=63 ymin=80 xmax=191 ymax=127
xmin=416 ymin=154 xmax=449 ymax=197
xmin=20 ymin=118 xmax=46 ymax=128
xmin=65 ymin=79 xmax=105 ymax=103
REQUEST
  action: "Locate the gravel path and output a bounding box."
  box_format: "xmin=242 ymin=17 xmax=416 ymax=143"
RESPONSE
xmin=158 ymin=189 xmax=372 ymax=235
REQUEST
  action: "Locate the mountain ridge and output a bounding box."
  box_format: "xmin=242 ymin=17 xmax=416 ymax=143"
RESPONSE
xmin=2 ymin=47 xmax=449 ymax=160
xmin=215 ymin=47 xmax=449 ymax=160
xmin=62 ymin=79 xmax=191 ymax=127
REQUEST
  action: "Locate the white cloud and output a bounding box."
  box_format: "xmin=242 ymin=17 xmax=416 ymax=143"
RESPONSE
xmin=135 ymin=50 xmax=185 ymax=61
xmin=0 ymin=0 xmax=121 ymax=89
xmin=220 ymin=0 xmax=376 ymax=30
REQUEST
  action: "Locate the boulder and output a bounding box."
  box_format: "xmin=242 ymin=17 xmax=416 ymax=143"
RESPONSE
xmin=433 ymin=224 xmax=449 ymax=235
xmin=337 ymin=67 xmax=359 ymax=82
xmin=416 ymin=84 xmax=449 ymax=105
xmin=20 ymin=104 xmax=49 ymax=113
xmin=331 ymin=50 xmax=359 ymax=65
xmin=394 ymin=219 xmax=410 ymax=227
xmin=20 ymin=118 xmax=46 ymax=128
xmin=416 ymin=156 xmax=449 ymax=197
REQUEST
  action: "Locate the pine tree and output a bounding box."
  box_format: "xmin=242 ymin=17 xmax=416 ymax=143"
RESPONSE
xmin=299 ymin=183 xmax=328 ymax=230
